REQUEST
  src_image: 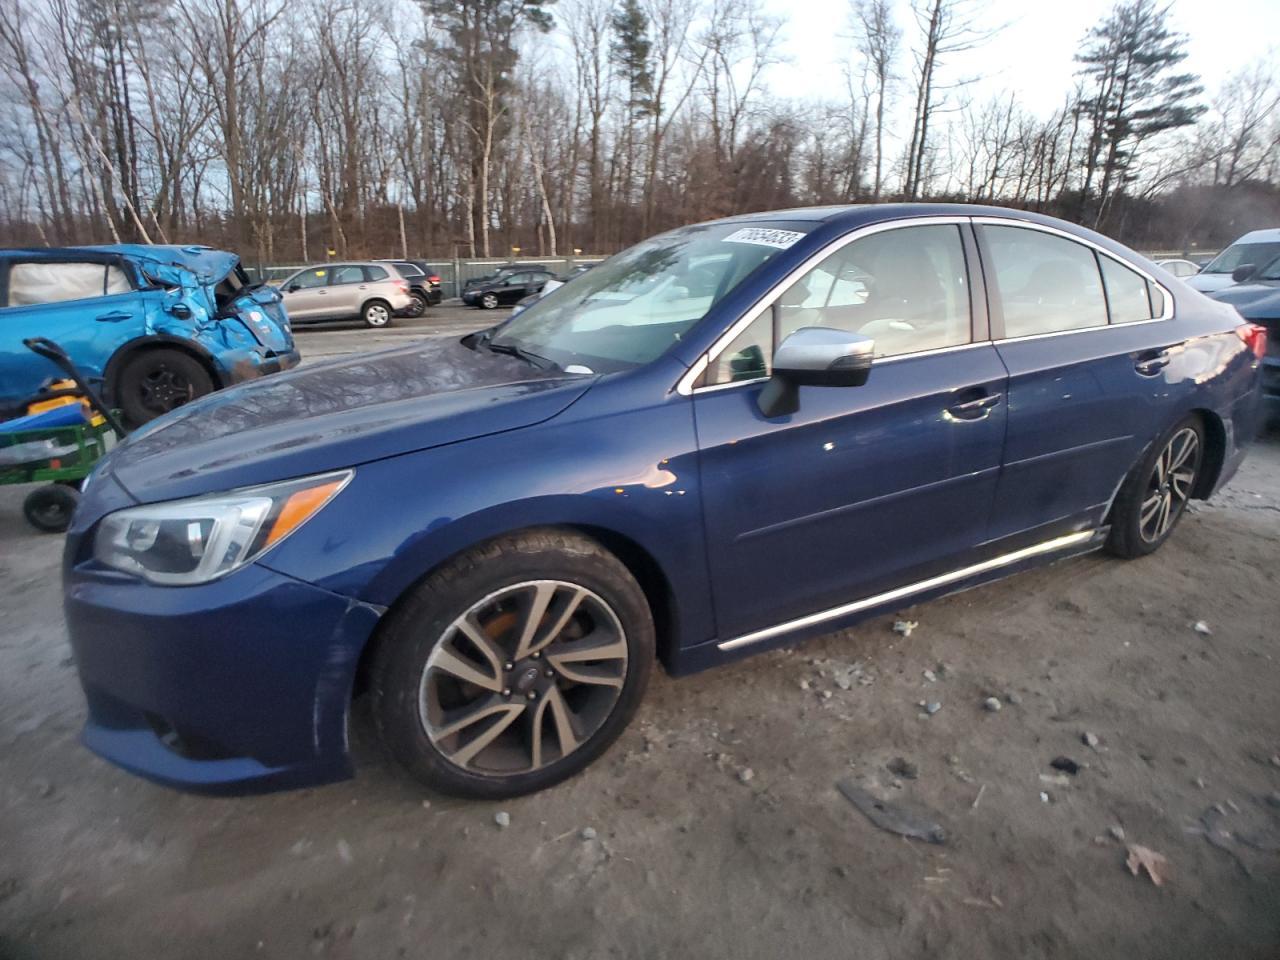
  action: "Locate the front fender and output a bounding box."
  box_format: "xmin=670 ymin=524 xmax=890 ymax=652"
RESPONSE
xmin=257 ymin=389 xmax=716 ymax=651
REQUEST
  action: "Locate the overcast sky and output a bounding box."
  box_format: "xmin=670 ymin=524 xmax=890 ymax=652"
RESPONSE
xmin=762 ymin=0 xmax=1278 ymax=117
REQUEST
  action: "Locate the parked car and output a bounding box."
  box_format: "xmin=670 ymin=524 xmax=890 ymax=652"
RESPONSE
xmin=1185 ymin=228 xmax=1280 ymax=293
xmin=461 ymin=263 xmax=551 ymax=295
xmin=278 ymin=262 xmax=414 ymax=327
xmin=461 ymin=268 xmax=555 ymax=309
xmin=0 ymin=245 xmax=298 ymax=425
xmin=375 ymin=260 xmax=443 ymax=314
xmin=63 ymin=205 xmax=1263 ymax=799
xmin=1156 ymin=258 xmax=1200 ymax=278
xmin=1211 ymin=254 xmax=1280 ymax=420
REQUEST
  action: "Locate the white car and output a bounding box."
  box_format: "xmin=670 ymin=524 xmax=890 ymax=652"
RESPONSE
xmin=1185 ymin=228 xmax=1280 ymax=293
xmin=1155 ymin=258 xmax=1200 ymax=279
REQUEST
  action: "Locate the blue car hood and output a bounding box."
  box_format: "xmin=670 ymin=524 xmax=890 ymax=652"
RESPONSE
xmin=104 ymin=337 xmax=592 ymax=503
xmin=1212 ymin=281 xmax=1280 ymax=320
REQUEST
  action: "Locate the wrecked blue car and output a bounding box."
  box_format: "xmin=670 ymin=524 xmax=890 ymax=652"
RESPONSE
xmin=0 ymin=245 xmax=299 ymax=424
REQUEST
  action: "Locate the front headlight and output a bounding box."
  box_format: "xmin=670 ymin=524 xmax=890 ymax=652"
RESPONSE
xmin=93 ymin=470 xmax=352 ymax=585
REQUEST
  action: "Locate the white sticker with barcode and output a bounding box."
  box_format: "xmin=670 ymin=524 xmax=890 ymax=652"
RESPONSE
xmin=722 ymin=227 xmax=806 ymax=249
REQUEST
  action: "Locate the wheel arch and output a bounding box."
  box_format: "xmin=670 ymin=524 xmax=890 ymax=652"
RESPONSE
xmin=103 ymin=335 xmax=225 ymax=403
xmin=1189 ymin=406 xmax=1227 ymax=500
xmin=351 ymin=522 xmax=682 ymax=703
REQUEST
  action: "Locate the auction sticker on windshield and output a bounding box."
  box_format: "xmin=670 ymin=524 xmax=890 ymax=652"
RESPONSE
xmin=722 ymin=227 xmax=806 ymax=249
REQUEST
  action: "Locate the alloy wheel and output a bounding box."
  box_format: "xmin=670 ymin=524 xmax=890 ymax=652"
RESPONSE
xmin=418 ymin=580 xmax=629 ymax=776
xmin=1139 ymin=427 xmax=1200 ymax=542
xmin=139 ymin=364 xmax=193 ymax=413
xmin=481 ymin=293 xmax=498 ymax=309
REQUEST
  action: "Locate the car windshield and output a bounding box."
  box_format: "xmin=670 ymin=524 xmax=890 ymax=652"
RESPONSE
xmin=1203 ymin=241 xmax=1280 ymax=275
xmin=488 ymin=221 xmax=814 ymax=372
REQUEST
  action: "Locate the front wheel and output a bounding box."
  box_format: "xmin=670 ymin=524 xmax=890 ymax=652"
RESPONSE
xmin=370 ymin=530 xmax=654 ymax=799
xmin=480 ymin=292 xmax=499 ymax=310
xmin=403 ymin=293 xmax=426 ymax=318
xmin=362 ymin=300 xmax=393 ymax=328
xmin=1107 ymin=415 xmax=1204 ymax=558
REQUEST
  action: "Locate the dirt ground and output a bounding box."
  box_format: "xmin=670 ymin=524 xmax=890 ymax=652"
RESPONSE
xmin=2 ymin=308 xmax=1279 ymax=959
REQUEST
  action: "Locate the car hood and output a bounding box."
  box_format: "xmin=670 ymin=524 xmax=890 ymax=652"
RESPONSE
xmin=1210 ymin=280 xmax=1280 ymax=319
xmin=1185 ymin=273 xmax=1238 ymax=294
xmin=103 ymin=337 xmax=592 ymax=503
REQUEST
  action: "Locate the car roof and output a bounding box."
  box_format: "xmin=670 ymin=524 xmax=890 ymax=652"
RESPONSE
xmin=1230 ymin=228 xmax=1280 ymax=243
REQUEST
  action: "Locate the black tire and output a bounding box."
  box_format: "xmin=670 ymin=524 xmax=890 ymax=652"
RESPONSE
xmin=362 ymin=300 xmax=394 ymax=328
xmin=1107 ymin=414 xmax=1205 ymax=559
xmin=403 ymin=293 xmax=427 ymax=318
xmin=24 ymin=484 xmax=79 ymax=533
xmin=370 ymin=529 xmax=655 ymax=799
xmin=117 ymin=348 xmax=215 ymax=426
xmin=480 ymin=292 xmax=499 ymax=310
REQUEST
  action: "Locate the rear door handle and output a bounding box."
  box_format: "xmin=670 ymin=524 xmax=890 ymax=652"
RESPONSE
xmin=946 ymin=393 xmax=1002 ymax=420
xmin=94 ymin=311 xmax=132 ymax=322
xmin=1134 ymin=350 xmax=1171 ymax=376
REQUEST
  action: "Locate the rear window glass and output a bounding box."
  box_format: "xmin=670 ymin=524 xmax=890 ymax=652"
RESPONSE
xmin=392 ymin=262 xmax=423 ymax=276
xmin=331 ymin=265 xmax=365 ymax=284
xmin=7 ymin=261 xmax=131 ymax=307
xmin=984 ymin=226 xmax=1108 ymax=338
xmin=364 ymin=266 xmax=389 ymax=281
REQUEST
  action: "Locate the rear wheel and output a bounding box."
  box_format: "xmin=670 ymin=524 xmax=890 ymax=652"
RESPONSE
xmin=117 ymin=348 xmax=214 ymax=425
xmin=362 ymin=300 xmax=393 ymax=328
xmin=1107 ymin=414 xmax=1204 ymax=558
xmin=370 ymin=530 xmax=654 ymax=799
xmin=24 ymin=484 xmax=79 ymax=533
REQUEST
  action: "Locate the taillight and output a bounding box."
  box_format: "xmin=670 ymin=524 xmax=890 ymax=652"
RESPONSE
xmin=394 ymin=280 xmax=409 ymax=292
xmin=427 ymin=275 xmax=440 ymax=284
xmin=1236 ymin=322 xmax=1267 ymax=359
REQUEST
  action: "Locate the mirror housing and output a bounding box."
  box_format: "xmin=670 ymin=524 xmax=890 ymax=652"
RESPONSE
xmin=286 ymin=283 xmax=301 ymax=293
xmin=1232 ymin=263 xmax=1256 ymax=283
xmin=757 ymin=327 xmax=875 ymax=418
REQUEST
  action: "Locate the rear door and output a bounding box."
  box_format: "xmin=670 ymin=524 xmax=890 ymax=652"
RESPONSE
xmin=694 ymin=220 xmax=1009 ymax=641
xmin=327 ymin=264 xmax=368 ymax=317
xmin=975 ymin=220 xmax=1178 ymax=541
xmin=0 ymin=256 xmax=144 ymax=406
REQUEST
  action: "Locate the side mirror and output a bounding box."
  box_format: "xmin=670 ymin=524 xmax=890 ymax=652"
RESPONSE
xmin=757 ymin=327 xmax=875 ymax=418
xmin=286 ymin=283 xmax=301 ymax=293
xmin=1232 ymin=264 xmax=1256 ymax=283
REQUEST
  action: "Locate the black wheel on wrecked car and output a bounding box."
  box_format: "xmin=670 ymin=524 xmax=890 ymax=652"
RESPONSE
xmin=362 ymin=300 xmax=393 ymax=328
xmin=117 ymin=348 xmax=215 ymax=426
xmin=370 ymin=529 xmax=655 ymax=799
xmin=24 ymin=484 xmax=80 ymax=533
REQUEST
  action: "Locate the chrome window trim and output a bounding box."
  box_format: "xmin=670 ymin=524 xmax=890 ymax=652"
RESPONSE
xmin=675 ymin=214 xmax=1176 ymax=395
xmin=717 ymin=529 xmax=1097 ymax=652
xmin=675 ymin=215 xmax=973 ymax=396
xmin=971 ymin=216 xmax=1174 ymax=323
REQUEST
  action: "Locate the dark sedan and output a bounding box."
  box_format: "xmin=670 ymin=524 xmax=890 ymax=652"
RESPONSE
xmin=461 ymin=269 xmax=554 ymax=309
xmin=63 ymin=204 xmax=1264 ymax=800
xmin=1212 ymin=255 xmax=1280 ymax=419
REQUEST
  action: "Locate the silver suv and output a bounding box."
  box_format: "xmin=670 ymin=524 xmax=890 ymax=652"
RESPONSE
xmin=278 ymin=262 xmax=414 ymax=328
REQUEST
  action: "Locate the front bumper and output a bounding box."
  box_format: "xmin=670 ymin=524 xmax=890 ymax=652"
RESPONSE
xmin=1262 ymin=358 xmax=1280 ymax=417
xmin=65 ymin=561 xmax=381 ymax=794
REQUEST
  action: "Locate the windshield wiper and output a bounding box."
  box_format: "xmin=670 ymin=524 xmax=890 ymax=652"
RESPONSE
xmin=486 ymin=339 xmax=558 ymax=371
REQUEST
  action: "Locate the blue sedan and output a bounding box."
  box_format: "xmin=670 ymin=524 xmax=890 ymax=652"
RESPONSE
xmin=62 ymin=205 xmax=1265 ymax=798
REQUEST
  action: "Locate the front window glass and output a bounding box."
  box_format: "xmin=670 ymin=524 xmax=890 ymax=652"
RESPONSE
xmin=1202 ymin=242 xmax=1280 ymax=275
xmin=490 ymin=220 xmax=815 ymax=372
xmin=984 ymin=226 xmax=1107 ymax=337
xmin=1258 ymin=255 xmax=1280 ymax=282
xmin=705 ymin=224 xmax=971 ymax=385
xmin=291 ymin=268 xmax=328 ymax=289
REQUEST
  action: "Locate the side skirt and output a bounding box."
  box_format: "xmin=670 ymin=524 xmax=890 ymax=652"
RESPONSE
xmin=667 ymin=528 xmax=1109 ymax=676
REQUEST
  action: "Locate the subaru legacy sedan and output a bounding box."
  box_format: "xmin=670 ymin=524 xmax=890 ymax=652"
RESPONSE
xmin=63 ymin=205 xmax=1265 ymax=799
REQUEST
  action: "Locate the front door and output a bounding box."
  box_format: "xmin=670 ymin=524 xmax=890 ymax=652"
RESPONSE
xmin=694 ymin=221 xmax=1009 ymax=641
xmin=282 ymin=267 xmax=332 ymax=321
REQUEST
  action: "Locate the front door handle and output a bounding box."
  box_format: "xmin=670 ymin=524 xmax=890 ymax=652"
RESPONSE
xmin=94 ymin=311 xmax=132 ymax=322
xmin=1134 ymin=350 xmax=1170 ymax=376
xmin=946 ymin=393 xmax=1002 ymax=420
